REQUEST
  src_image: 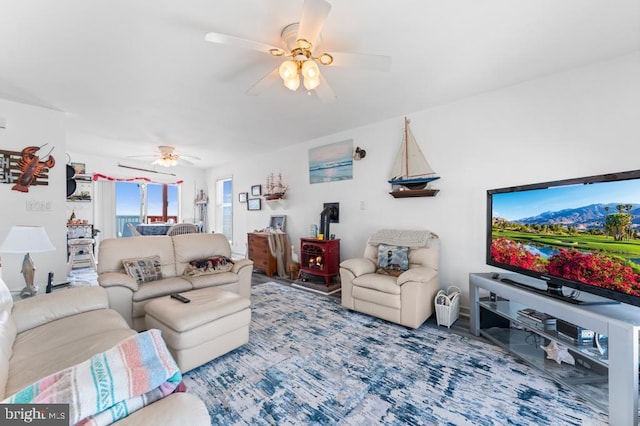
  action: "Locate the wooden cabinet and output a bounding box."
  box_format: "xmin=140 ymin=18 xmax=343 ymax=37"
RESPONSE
xmin=300 ymin=238 xmax=340 ymax=285
xmin=247 ymin=233 xmax=276 ymax=277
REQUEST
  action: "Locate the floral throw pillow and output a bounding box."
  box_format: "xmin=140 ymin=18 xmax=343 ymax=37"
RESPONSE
xmin=376 ymin=244 xmax=409 ymax=277
xmin=184 ymin=255 xmax=234 ymax=277
xmin=122 ymin=256 xmax=163 ymax=284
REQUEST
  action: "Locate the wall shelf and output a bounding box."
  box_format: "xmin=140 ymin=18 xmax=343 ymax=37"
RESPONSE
xmin=265 ymin=198 xmax=287 ymax=210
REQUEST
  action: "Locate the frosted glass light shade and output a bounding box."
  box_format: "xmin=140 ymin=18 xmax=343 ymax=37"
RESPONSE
xmin=0 ymin=226 xmax=55 ymax=253
xmin=284 ymin=76 xmax=300 ymax=91
xmin=301 ymin=60 xmax=319 ymax=79
xmin=278 ymin=61 xmax=298 ymax=80
xmin=303 ymin=76 xmax=320 ymax=91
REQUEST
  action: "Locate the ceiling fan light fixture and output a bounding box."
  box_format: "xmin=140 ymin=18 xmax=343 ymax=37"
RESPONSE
xmin=318 ymin=53 xmax=333 ymax=65
xmin=278 ymin=60 xmax=298 ymax=80
xmin=301 ymin=60 xmax=320 ymax=79
xmin=284 ymin=76 xmax=300 ymax=91
xmin=152 ymin=156 xmax=178 ymax=167
xmin=303 ymin=75 xmax=320 ymax=91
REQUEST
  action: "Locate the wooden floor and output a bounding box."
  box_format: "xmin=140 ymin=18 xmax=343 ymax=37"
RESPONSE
xmin=251 ymin=271 xmax=477 ymax=340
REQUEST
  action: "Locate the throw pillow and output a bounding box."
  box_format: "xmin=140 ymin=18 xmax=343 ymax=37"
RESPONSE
xmin=122 ymin=256 xmax=163 ymax=284
xmin=376 ymin=244 xmax=409 ymax=277
xmin=184 ymin=255 xmax=234 ymax=277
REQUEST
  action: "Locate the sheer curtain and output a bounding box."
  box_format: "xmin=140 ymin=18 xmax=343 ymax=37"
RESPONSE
xmin=94 ymin=180 xmax=116 ymax=241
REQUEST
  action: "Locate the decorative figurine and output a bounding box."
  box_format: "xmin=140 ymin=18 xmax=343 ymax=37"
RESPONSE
xmin=541 ymin=341 xmax=575 ymax=365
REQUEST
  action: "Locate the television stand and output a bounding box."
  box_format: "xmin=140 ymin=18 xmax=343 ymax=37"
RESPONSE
xmin=470 ymin=272 xmax=640 ymax=425
xmin=498 ymin=277 xmax=618 ymax=306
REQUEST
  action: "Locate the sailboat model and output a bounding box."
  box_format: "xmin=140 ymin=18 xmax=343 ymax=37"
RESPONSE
xmin=388 ymin=117 xmax=440 ymax=198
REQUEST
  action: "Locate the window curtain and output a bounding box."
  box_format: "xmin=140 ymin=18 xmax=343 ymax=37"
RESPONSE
xmin=95 ymin=180 xmax=116 ymax=240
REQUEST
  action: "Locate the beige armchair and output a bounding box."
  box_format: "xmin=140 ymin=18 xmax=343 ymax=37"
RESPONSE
xmin=339 ymin=229 xmax=440 ymax=329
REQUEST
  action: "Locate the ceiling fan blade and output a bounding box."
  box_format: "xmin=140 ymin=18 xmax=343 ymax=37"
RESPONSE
xmin=177 ymin=158 xmax=195 ymax=167
xmin=204 ymin=32 xmax=280 ymax=55
xmin=314 ymin=75 xmax=336 ymax=103
xmin=297 ymin=0 xmax=331 ymax=48
xmin=126 ymin=155 xmax=158 ymax=160
xmin=329 ymin=51 xmax=392 ymax=72
xmin=246 ymin=68 xmax=280 ymax=96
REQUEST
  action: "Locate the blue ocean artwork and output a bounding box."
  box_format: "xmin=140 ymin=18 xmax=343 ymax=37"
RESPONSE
xmin=309 ymin=139 xmax=353 ymax=184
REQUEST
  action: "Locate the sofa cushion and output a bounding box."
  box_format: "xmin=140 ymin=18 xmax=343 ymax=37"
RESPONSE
xmin=98 ymin=236 xmax=177 ymax=279
xmin=172 ymin=233 xmax=233 ymax=275
xmin=352 ymin=273 xmax=401 ymax=295
xmin=132 ymin=276 xmax=193 ymax=302
xmin=0 ymin=278 xmax=16 ymax=400
xmin=182 ymin=272 xmax=239 ymax=289
xmin=5 ymin=309 xmax=135 ymax=397
xmin=184 ymin=256 xmax=234 ymax=276
xmin=377 ymin=244 xmax=409 ymax=276
xmin=123 ymin=256 xmax=163 ymax=284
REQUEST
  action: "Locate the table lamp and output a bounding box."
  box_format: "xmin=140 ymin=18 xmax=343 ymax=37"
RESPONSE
xmin=0 ymin=226 xmax=55 ymax=298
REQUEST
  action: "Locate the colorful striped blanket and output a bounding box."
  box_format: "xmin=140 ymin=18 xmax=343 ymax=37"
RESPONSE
xmin=3 ymin=329 xmax=184 ymax=425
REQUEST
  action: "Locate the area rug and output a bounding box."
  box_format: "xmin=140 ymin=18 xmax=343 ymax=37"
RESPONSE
xmin=183 ymin=282 xmax=608 ymax=425
xmin=291 ymin=279 xmax=341 ymax=295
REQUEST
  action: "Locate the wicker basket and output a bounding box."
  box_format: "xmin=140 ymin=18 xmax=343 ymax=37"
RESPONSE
xmin=435 ymin=286 xmax=461 ymax=328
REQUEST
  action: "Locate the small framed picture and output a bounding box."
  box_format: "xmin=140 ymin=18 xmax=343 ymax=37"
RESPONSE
xmin=238 ymin=192 xmax=248 ymax=203
xmin=247 ymin=198 xmax=261 ymax=211
xmin=70 ymin=162 xmax=86 ymax=175
xmin=251 ymin=185 xmax=262 ymax=196
xmin=270 ymin=215 xmax=286 ymax=232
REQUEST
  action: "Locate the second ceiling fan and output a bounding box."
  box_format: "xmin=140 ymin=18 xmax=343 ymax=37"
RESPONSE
xmin=204 ymin=0 xmax=391 ymax=102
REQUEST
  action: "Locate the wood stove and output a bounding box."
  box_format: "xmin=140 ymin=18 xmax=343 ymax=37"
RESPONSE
xmin=299 ymin=237 xmax=340 ymax=285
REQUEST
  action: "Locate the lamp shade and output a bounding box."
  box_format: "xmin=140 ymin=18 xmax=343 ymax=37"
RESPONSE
xmin=0 ymin=226 xmax=55 ymax=253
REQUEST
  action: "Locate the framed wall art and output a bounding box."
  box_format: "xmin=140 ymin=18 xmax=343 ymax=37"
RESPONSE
xmin=251 ymin=185 xmax=262 ymax=196
xmin=247 ymin=198 xmax=261 ymax=211
xmin=269 ymin=215 xmax=286 ymax=232
xmin=309 ymin=139 xmax=353 ymax=184
xmin=239 ymin=192 xmax=248 ymax=203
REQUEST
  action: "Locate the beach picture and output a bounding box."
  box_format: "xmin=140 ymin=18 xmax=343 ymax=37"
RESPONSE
xmin=309 ymin=140 xmax=353 ymax=184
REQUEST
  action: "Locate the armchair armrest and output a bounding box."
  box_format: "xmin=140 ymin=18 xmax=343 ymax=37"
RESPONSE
xmin=339 ymin=258 xmax=376 ymax=278
xmin=397 ymin=267 xmax=438 ymax=286
xmin=232 ymin=258 xmax=254 ymax=274
xmin=12 ymin=286 xmax=109 ymax=334
xmin=98 ymin=272 xmax=139 ymax=292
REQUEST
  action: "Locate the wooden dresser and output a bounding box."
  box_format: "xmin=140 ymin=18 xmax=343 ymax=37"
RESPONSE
xmin=247 ymin=233 xmax=276 ymax=277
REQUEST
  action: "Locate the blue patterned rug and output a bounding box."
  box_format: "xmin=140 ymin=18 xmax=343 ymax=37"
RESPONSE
xmin=183 ymin=282 xmax=607 ymax=425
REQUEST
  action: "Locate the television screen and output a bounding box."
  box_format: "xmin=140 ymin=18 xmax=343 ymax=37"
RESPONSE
xmin=487 ymin=170 xmax=640 ymax=306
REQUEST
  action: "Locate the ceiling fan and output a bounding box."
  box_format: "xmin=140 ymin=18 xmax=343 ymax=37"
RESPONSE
xmin=127 ymin=146 xmax=201 ymax=167
xmin=204 ymin=0 xmax=391 ymax=102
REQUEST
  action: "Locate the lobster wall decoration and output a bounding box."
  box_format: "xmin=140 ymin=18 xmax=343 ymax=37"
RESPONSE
xmin=11 ymin=144 xmax=55 ymax=193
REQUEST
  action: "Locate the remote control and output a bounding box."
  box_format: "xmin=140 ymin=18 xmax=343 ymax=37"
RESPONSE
xmin=170 ymin=293 xmax=190 ymax=303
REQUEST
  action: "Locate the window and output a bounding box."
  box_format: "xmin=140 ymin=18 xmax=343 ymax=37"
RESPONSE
xmin=215 ymin=178 xmax=233 ymax=242
xmin=115 ymin=181 xmax=180 ymax=237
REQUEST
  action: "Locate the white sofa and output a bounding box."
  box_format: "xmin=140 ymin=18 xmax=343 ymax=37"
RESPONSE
xmin=339 ymin=229 xmax=440 ymax=329
xmin=0 ymin=285 xmax=210 ymax=425
xmin=98 ymin=233 xmax=253 ymax=330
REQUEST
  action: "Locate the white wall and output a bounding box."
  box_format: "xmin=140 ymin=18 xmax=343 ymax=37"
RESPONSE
xmin=0 ymin=99 xmax=67 ymax=290
xmin=208 ymin=52 xmax=640 ymax=311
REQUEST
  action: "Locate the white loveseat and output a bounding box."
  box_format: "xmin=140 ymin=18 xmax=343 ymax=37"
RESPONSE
xmin=0 ymin=285 xmax=210 ymax=425
xmin=98 ymin=233 xmax=253 ymax=331
xmin=339 ymin=229 xmax=440 ymax=329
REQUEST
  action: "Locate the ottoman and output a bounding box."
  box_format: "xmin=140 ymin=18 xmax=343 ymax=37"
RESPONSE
xmin=144 ymin=287 xmax=251 ymax=372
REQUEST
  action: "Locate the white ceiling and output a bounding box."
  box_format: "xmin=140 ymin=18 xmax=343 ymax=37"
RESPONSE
xmin=0 ymin=0 xmax=638 ymax=168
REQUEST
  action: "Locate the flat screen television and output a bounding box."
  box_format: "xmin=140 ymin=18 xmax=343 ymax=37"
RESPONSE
xmin=487 ymin=170 xmax=640 ymax=306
